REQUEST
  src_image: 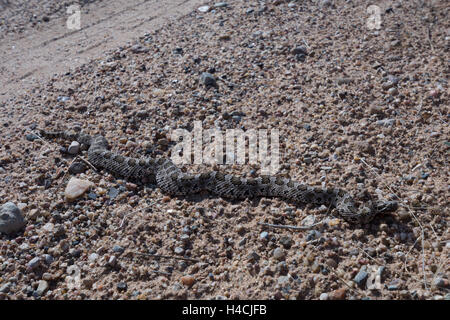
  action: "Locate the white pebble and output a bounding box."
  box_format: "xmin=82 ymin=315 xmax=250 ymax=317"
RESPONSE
xmin=68 ymin=141 xmax=80 ymax=155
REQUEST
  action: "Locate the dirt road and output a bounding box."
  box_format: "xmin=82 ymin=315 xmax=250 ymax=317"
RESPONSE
xmin=0 ymin=0 xmax=206 ymax=103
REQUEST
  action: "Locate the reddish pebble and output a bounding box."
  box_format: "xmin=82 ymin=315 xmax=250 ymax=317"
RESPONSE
xmin=181 ymin=275 xmax=195 ymax=286
xmin=330 ymin=287 xmax=347 ymax=300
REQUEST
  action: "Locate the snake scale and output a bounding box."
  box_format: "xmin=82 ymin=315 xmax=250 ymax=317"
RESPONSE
xmin=39 ymin=129 xmax=398 ymax=224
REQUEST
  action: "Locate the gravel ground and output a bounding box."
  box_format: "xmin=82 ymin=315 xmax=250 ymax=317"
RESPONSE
xmin=0 ymin=0 xmax=449 ymax=300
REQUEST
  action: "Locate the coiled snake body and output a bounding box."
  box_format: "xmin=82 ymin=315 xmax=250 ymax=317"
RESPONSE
xmin=40 ymin=130 xmax=398 ymax=224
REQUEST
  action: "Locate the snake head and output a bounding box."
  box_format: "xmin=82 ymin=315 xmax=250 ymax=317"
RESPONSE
xmin=374 ymin=200 xmax=398 ymax=213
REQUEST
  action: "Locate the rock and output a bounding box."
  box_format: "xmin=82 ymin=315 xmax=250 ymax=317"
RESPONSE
xmin=306 ymin=230 xmax=321 ymax=241
xmin=273 ymin=247 xmax=285 ymax=260
xmin=387 ymin=279 xmax=402 ymax=290
xmin=277 ymin=276 xmax=290 ymax=285
xmin=375 ymin=119 xmax=395 ymax=127
xmin=319 ymin=293 xmax=329 ymax=300
xmin=0 ymin=282 xmax=11 ymax=293
xmin=432 ymin=277 xmax=448 ymax=289
xmin=235 ymin=225 xmax=246 ymax=235
xmin=107 ymin=256 xmax=117 ymax=267
xmin=112 ymin=245 xmax=125 ymax=253
xmin=336 ymin=77 xmax=353 ymax=85
xmin=259 ymin=231 xmax=269 ymax=241
xmin=68 ymin=162 xmax=86 ymax=174
xmin=57 ymin=96 xmax=70 ymax=102
xmin=279 ymin=236 xmax=292 ymax=249
xmin=326 ymin=258 xmax=337 ymax=269
xmin=108 ymin=187 xmax=120 ymax=199
xmin=82 ymin=278 xmax=95 ymax=289
xmin=130 ymin=44 xmax=149 ymax=54
xmin=88 ymin=253 xmax=99 ymax=262
xmin=214 ymin=2 xmax=228 ymax=8
xmin=172 ymin=47 xmax=183 ymax=55
xmin=387 ymin=75 xmax=400 ymax=85
xmin=68 ymin=141 xmax=80 ymax=155
xmin=27 ymin=257 xmax=41 ymax=270
xmin=321 ymin=0 xmax=332 ymax=7
xmin=369 ymin=105 xmax=384 ymax=115
xmin=276 ymin=261 xmax=289 ymax=275
xmin=174 ymin=247 xmax=185 ymax=255
xmin=25 ymin=133 xmax=39 ymax=141
xmin=292 ymin=45 xmax=307 ymax=55
xmin=117 ymin=282 xmax=127 ymax=292
xmin=36 ymin=280 xmax=49 ymax=296
xmin=42 ymin=254 xmax=54 ymax=264
xmin=387 ymin=87 xmax=398 ymax=96
xmin=198 ymin=6 xmax=210 ymax=12
xmin=353 ymin=267 xmax=369 ymax=288
xmin=0 ymin=202 xmax=26 ymax=234
xmin=54 ymin=225 xmax=65 ymax=237
xmin=181 ymin=275 xmax=195 ymax=286
xmin=381 ymin=81 xmax=394 ymax=90
xmin=200 ymin=72 xmax=216 ymax=87
xmin=420 ymin=172 xmax=430 ymax=180
xmin=302 ymin=215 xmax=315 ymax=227
xmin=353 ymin=141 xmax=375 ymax=156
xmin=247 ymin=251 xmax=260 ymax=262
xmin=65 ymin=177 xmax=94 ymax=201
xmin=330 ymin=287 xmax=347 ymax=300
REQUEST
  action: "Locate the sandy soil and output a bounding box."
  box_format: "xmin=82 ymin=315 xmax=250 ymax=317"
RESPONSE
xmin=0 ymin=0 xmax=206 ymax=102
xmin=0 ymin=0 xmax=448 ymax=300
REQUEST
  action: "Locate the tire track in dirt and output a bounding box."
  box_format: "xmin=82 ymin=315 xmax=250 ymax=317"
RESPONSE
xmin=0 ymin=0 xmax=206 ymax=103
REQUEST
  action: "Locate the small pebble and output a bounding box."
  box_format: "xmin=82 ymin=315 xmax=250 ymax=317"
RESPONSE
xmin=200 ymin=72 xmax=216 ymax=86
xmin=108 ymin=187 xmax=120 ymax=199
xmin=353 ymin=267 xmax=369 ymax=288
xmin=36 ymin=280 xmax=49 ymax=296
xmin=279 ymin=236 xmax=292 ymax=249
xmin=68 ymin=141 xmax=80 ymax=155
xmin=214 ymin=2 xmax=228 ymax=8
xmin=198 ymin=5 xmax=210 ymax=12
xmin=27 ymin=257 xmax=41 ymax=270
xmin=112 ymin=245 xmax=125 ymax=253
xmin=88 ymin=253 xmax=99 ymax=262
xmin=273 ymin=247 xmax=285 ymax=260
xmin=330 ymin=287 xmax=347 ymax=300
xmin=291 ymin=45 xmax=307 ymax=55
xmin=0 ymin=202 xmax=26 ymax=234
xmin=0 ymin=282 xmax=11 ymax=293
xmin=306 ymin=230 xmax=321 ymax=241
xmin=65 ymin=177 xmax=94 ymax=201
xmin=319 ymin=293 xmax=329 ymax=300
xmin=25 ymin=133 xmax=39 ymax=141
xmin=68 ymin=162 xmax=86 ymax=174
xmin=433 ymin=277 xmax=448 ymax=289
xmin=174 ymin=247 xmax=185 ymax=255
xmin=259 ymin=231 xmax=269 ymax=241
xmin=181 ymin=275 xmax=195 ymax=286
xmin=117 ymin=282 xmax=127 ymax=292
xmin=387 ymin=279 xmax=402 ymax=290
xmin=247 ymin=251 xmax=260 ymax=262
